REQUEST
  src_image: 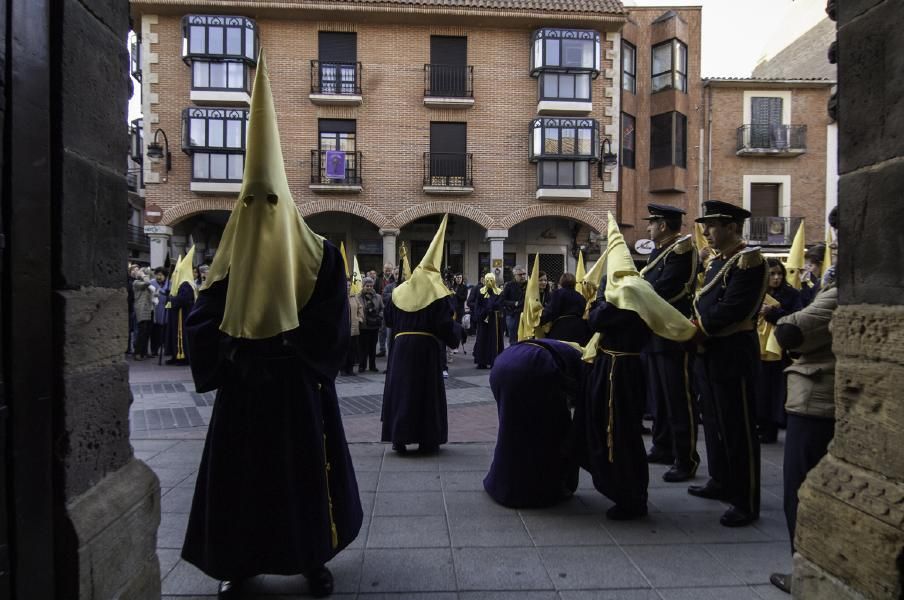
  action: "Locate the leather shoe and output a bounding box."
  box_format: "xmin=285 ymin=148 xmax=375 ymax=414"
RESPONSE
xmin=305 ymin=565 xmax=334 ymax=598
xmin=687 ymin=479 xmax=728 ymax=500
xmin=662 ymin=464 xmax=696 ymax=483
xmin=770 ymin=572 xmax=791 ymax=594
xmin=392 ymin=443 xmax=408 ymax=454
xmin=606 ymin=504 xmax=648 ymax=521
xmin=646 ymin=448 xmax=674 ymax=465
xmin=217 ymin=580 xmax=245 ymax=599
xmin=720 ymin=506 xmax=758 ymax=527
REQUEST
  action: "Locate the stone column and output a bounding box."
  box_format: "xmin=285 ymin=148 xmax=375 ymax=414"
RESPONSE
xmin=170 ymin=234 xmax=188 ymax=260
xmin=792 ymin=2 xmax=904 ymax=599
xmin=380 ymin=228 xmax=400 ymax=267
xmin=486 ymin=229 xmax=508 ymax=280
xmin=145 ymin=225 xmax=172 ymax=269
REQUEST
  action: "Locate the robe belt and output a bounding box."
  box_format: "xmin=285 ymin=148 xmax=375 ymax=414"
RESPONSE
xmin=393 ymin=330 xmax=441 ymax=342
xmin=598 ymin=348 xmax=641 ymax=463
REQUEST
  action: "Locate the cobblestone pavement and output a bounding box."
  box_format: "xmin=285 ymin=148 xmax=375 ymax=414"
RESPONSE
xmin=130 ymin=341 xmax=791 ymax=599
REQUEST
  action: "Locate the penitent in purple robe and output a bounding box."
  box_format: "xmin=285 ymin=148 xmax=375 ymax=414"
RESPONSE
xmin=181 ymin=241 xmax=362 ymax=580
xmin=381 ymin=296 xmax=462 ymax=448
xmin=484 ymin=339 xmax=584 ymax=508
xmin=469 ymin=289 xmax=505 ymax=368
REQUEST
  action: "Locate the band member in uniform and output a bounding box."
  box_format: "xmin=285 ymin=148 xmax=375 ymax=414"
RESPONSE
xmin=688 ymin=200 xmax=768 ymax=527
xmin=639 ymin=204 xmax=700 ymax=482
xmin=181 ymin=54 xmax=362 ymax=598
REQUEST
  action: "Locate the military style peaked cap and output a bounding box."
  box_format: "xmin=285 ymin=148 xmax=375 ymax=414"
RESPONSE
xmin=642 ymin=203 xmax=687 ymax=220
xmin=695 ymin=200 xmax=751 ymax=223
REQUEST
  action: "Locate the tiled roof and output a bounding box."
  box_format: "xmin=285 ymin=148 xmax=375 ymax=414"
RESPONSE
xmin=311 ymin=0 xmax=626 ymax=13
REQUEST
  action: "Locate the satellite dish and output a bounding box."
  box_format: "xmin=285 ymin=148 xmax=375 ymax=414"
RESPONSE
xmin=635 ymin=239 xmax=655 ymax=255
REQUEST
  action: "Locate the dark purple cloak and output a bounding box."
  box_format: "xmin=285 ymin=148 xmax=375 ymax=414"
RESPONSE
xmin=470 ymin=290 xmax=504 ymax=367
xmin=484 ymin=339 xmax=583 ymax=508
xmin=540 ymin=288 xmax=591 ymax=345
xmin=381 ymin=296 xmax=462 ymax=447
xmin=571 ymin=300 xmax=650 ymax=512
xmin=181 ymin=241 xmax=363 ymax=580
xmin=166 ymin=280 xmax=195 ymax=360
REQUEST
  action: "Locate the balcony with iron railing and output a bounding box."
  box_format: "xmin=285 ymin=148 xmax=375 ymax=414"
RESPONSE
xmin=310 ymin=60 xmax=362 ymax=105
xmin=745 ymin=216 xmax=804 ymax=246
xmin=127 ymin=224 xmax=150 ymax=251
xmin=310 ymin=150 xmax=363 ymax=193
xmin=424 ymin=65 xmax=474 ymax=108
xmin=736 ymin=124 xmax=807 ymax=157
xmin=423 ymin=152 xmax=473 ymax=194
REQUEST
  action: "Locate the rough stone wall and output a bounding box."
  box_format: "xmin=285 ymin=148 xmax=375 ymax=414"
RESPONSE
xmin=54 ymin=0 xmax=161 ymax=596
xmin=792 ymin=1 xmax=904 ymax=598
xmin=752 ymin=17 xmax=837 ymax=81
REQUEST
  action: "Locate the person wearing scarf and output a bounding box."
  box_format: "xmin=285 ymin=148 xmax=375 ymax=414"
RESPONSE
xmin=468 ymin=272 xmax=505 ymax=369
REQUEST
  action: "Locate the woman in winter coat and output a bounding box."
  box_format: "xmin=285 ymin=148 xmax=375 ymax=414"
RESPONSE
xmin=357 ymin=277 xmax=384 ymax=372
xmin=345 ymin=279 xmax=365 ymax=375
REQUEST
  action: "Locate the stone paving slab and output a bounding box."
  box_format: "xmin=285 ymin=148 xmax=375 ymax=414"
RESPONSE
xmin=131 ymin=338 xmax=793 ymax=599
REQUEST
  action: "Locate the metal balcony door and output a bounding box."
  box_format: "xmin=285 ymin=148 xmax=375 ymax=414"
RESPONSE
xmin=429 ymin=122 xmax=466 ymax=183
xmin=750 ymin=97 xmax=783 ymax=148
xmin=430 ymin=36 xmax=467 ymax=96
xmin=750 ymin=183 xmax=780 ymax=218
xmin=318 ymin=32 xmax=356 ymax=93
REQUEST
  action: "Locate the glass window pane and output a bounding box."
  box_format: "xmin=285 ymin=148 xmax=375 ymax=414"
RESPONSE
xmin=577 ymin=129 xmax=592 ymax=155
xmin=533 ymin=38 xmax=542 ymax=71
xmin=542 ymin=161 xmax=558 ymax=186
xmin=652 ymin=72 xmax=671 ymax=93
xmin=245 ymin=28 xmax=255 ymax=59
xmin=677 ymin=42 xmax=688 ymax=74
xmin=623 ymin=73 xmax=635 ymax=93
xmin=532 ymin=126 xmax=541 ymax=157
xmin=558 ymin=162 xmax=573 ymax=186
xmin=652 ymin=43 xmax=672 ymax=75
xmin=228 ymin=154 xmax=244 ymax=180
xmin=226 ymin=27 xmax=242 ymax=55
xmin=193 ymin=153 xmax=209 ymax=179
xmin=227 ymin=62 xmax=244 ymax=88
xmin=226 ymin=120 xmax=242 ymax=148
xmin=210 ymin=154 xmax=227 ymax=179
xmin=561 ymin=39 xmax=591 ymax=68
xmin=559 ymin=74 xmax=575 ymax=99
xmin=575 ymin=74 xmax=590 ymax=100
xmin=574 ymin=161 xmax=589 ymax=186
xmin=208 ymin=26 xmax=223 ymax=54
xmin=208 ymin=119 xmax=224 ymax=148
xmin=210 ymin=62 xmax=227 ymax=88
xmin=651 ymin=112 xmax=673 ymax=168
xmin=545 ymin=39 xmax=559 ymax=66
xmin=339 ymin=133 xmax=356 ymax=152
xmin=190 ymin=118 xmax=206 ymax=146
xmin=189 ymin=26 xmax=206 ymax=53
xmin=193 ymin=62 xmax=209 ymax=88
xmin=543 ymin=74 xmax=558 ymax=98
xmin=320 ymin=133 xmax=337 ymax=151
xmin=561 ymin=128 xmax=576 ymax=154
xmin=622 ymin=44 xmax=635 ymax=74
xmin=544 ymin=128 xmax=558 ymax=154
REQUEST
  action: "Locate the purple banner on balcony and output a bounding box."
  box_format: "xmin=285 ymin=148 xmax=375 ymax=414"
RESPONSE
xmin=325 ymin=150 xmax=346 ymax=179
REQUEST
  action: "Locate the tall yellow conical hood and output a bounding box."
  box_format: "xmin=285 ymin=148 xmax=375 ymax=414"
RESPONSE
xmin=579 ymin=254 xmax=606 ymax=302
xmin=392 ymin=214 xmax=453 ymax=312
xmin=350 ymin=256 xmax=362 ymax=295
xmin=399 ymin=242 xmax=413 ymax=281
xmin=786 ymin=220 xmax=805 ymax=290
xmin=821 ymin=228 xmax=832 ymax=279
xmin=202 ymin=51 xmax=324 ymax=339
xmin=575 ymin=250 xmax=586 ymax=286
xmin=603 ymin=213 xmax=697 ymax=342
xmin=693 ymin=222 xmax=709 ymax=254
xmin=340 ymin=241 xmax=350 ymax=279
xmin=171 ymin=245 xmax=197 ymax=299
xmin=518 ymin=253 xmax=545 ymax=341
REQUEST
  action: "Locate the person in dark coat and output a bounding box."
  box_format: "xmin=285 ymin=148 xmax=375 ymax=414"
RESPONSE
xmin=756 ymin=258 xmax=803 ymax=443
xmin=469 ymin=272 xmax=505 ymax=369
xmin=540 ymin=272 xmax=591 ymax=345
xmin=165 ymin=250 xmax=197 ymax=366
xmin=501 ymin=266 xmax=527 ymax=346
xmin=181 ymin=55 xmax=362 ymax=599
xmin=451 ymin=273 xmax=470 ymax=351
xmin=689 ymin=200 xmax=768 ymax=528
xmin=799 ymin=245 xmax=824 ymax=307
xmin=382 ymin=215 xmax=462 ymax=454
xmin=639 ymin=204 xmax=700 ymax=483
xmin=484 ymin=338 xmax=583 ymax=508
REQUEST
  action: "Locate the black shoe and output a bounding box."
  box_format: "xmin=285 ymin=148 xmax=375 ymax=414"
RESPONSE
xmin=217 ymin=579 xmax=245 ymax=599
xmin=376 ymin=351 xmax=386 ymax=357
xmin=646 ymin=448 xmax=674 ymax=464
xmin=662 ymin=464 xmax=697 ymax=483
xmin=687 ymin=479 xmax=728 ymax=500
xmin=392 ymin=443 xmax=408 ymax=454
xmin=770 ymin=572 xmax=791 ymax=594
xmin=606 ymin=504 xmax=648 ymax=521
xmin=304 ymin=565 xmax=334 ymax=599
xmin=720 ymin=506 xmax=758 ymax=527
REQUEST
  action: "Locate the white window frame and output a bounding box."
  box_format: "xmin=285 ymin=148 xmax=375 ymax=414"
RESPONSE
xmin=742 ymin=90 xmax=792 ymax=126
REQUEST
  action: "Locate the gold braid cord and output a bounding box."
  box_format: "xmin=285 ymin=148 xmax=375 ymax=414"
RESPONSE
xmin=322 ymin=424 xmax=339 ymax=549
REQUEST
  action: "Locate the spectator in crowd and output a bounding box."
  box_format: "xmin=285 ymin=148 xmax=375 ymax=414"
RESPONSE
xmin=150 ymin=267 xmax=169 ymax=358
xmin=381 ymin=266 xmax=401 ymax=367
xmin=193 ymin=266 xmax=201 ymax=288
xmin=538 ymin=271 xmax=550 ymax=306
xmin=345 ymin=279 xmax=364 ymax=375
xmin=376 ymin=263 xmax=395 ymax=357
xmin=358 ymin=276 xmax=383 ymax=372
xmin=132 ymin=267 xmax=157 ymax=360
xmin=501 ymin=266 xmax=527 ymax=345
xmin=127 ymin=263 xmax=137 ymax=355
xmin=800 ymin=245 xmax=824 ymax=307
xmin=451 ymin=273 xmax=470 ymax=353
xmin=540 ymin=272 xmax=591 ymax=345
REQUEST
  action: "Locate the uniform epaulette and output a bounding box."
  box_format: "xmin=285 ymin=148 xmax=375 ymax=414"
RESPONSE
xmin=672 ymin=235 xmax=693 ymax=255
xmin=737 ymin=246 xmax=763 ymax=270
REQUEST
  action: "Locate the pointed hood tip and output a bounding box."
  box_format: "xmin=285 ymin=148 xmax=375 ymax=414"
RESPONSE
xmin=392 ymin=213 xmax=452 ymax=312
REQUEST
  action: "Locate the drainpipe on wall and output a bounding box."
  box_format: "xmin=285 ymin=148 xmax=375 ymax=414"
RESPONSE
xmin=706 ymin=82 xmax=713 ymax=209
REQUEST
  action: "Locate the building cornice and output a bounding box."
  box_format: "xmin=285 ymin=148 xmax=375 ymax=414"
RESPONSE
xmin=704 ymin=78 xmax=836 ymax=89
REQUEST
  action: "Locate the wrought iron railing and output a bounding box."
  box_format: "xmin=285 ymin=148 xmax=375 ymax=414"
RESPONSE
xmin=310 ymin=60 xmax=362 ymax=95
xmin=127 ymin=225 xmax=150 ymax=250
xmin=424 ymin=64 xmax=473 ymax=98
xmin=423 ymin=152 xmax=473 ymax=187
xmin=745 ymin=216 xmax=804 ymax=246
xmin=736 ymin=124 xmax=807 ymax=153
xmin=310 ymin=150 xmax=362 ymax=185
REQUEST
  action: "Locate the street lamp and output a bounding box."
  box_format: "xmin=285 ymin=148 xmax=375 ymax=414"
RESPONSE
xmin=146 ymin=128 xmax=172 ymax=173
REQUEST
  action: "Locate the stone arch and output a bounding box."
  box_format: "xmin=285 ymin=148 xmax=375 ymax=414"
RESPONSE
xmin=500 ymin=204 xmax=607 ymax=233
xmin=298 ymin=198 xmax=389 ymax=228
xmin=161 ymin=197 xmax=237 ymax=226
xmin=390 ymin=201 xmax=495 ymax=230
